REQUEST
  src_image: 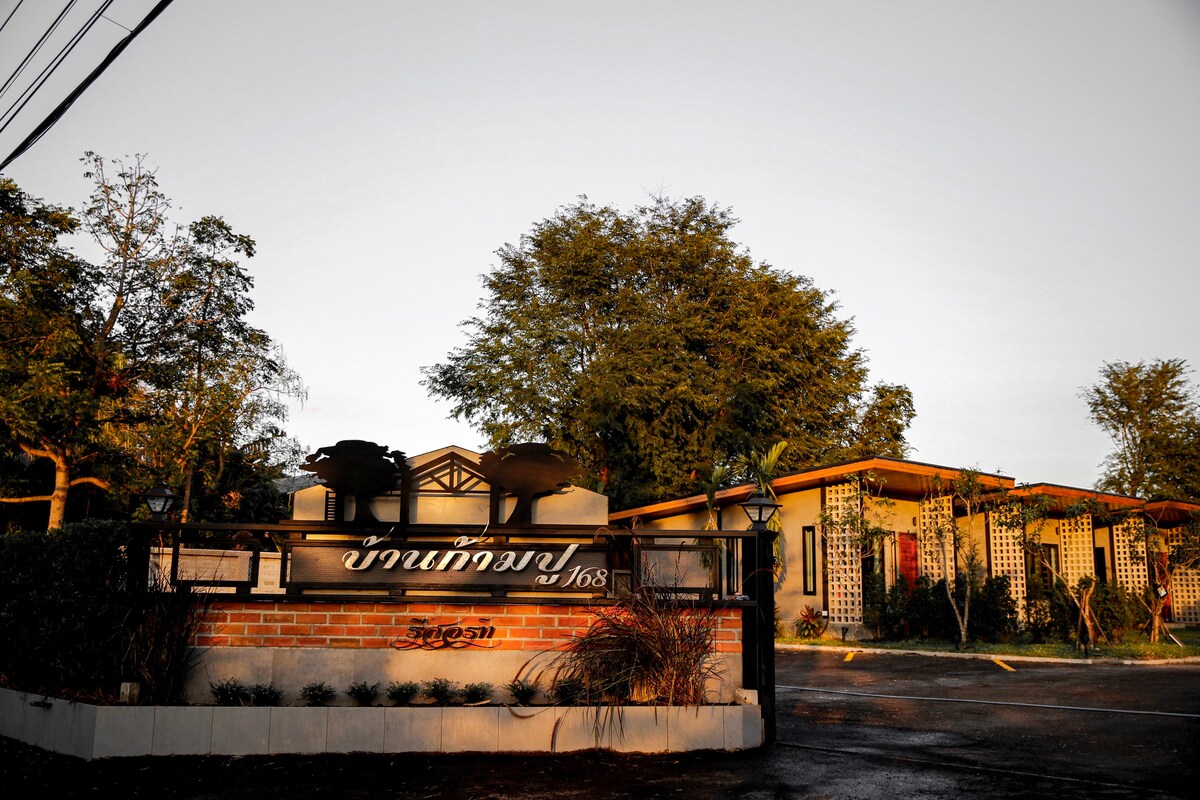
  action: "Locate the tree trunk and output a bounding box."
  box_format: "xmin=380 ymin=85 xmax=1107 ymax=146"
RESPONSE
xmin=48 ymin=454 xmax=70 ymax=530
xmin=180 ymin=464 xmax=194 ymax=523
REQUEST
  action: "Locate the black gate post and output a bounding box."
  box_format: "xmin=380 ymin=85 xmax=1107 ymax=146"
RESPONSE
xmin=739 ymin=491 xmax=781 ymax=747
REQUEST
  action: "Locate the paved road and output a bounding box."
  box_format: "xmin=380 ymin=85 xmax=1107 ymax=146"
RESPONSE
xmin=773 ymin=649 xmax=1200 ymax=799
xmin=3 ymin=649 xmax=1197 ymax=799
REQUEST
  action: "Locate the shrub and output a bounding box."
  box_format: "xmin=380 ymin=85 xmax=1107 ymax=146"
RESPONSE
xmin=210 ymin=678 xmax=249 ymax=706
xmin=1092 ymin=581 xmax=1139 ymax=643
xmin=970 ymin=575 xmax=1019 ymax=643
xmin=460 ymin=682 xmax=493 ymax=705
xmin=249 ymin=683 xmax=283 ymax=706
xmin=549 ymin=677 xmax=586 ymax=705
xmin=549 ymin=589 xmax=721 ymax=705
xmin=504 ymin=677 xmax=540 ymax=705
xmin=793 ymin=605 xmax=827 ymax=639
xmin=300 ymin=681 xmax=336 ymax=706
xmin=423 ymin=678 xmax=458 ymax=705
xmin=0 ymin=520 xmax=207 ymax=703
xmin=345 ymin=680 xmax=380 ymax=706
xmin=861 ymin=574 xmax=915 ymax=641
xmin=385 ymin=680 xmax=421 ymax=705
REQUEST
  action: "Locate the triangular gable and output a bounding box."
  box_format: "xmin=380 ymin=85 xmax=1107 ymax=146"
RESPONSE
xmin=408 ymin=449 xmax=490 ymax=495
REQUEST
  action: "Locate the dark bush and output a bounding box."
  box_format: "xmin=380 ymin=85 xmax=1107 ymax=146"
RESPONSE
xmin=0 ymin=520 xmax=205 ymax=703
xmin=862 ymin=573 xmax=915 ymax=641
xmin=970 ymin=575 xmax=1020 ymax=642
xmin=1092 ymin=581 xmax=1140 ymax=643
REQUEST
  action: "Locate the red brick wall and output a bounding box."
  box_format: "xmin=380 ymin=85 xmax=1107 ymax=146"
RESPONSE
xmin=195 ymin=601 xmax=743 ymax=654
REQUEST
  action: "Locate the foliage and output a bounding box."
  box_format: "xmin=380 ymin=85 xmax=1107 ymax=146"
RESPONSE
xmin=503 ymin=677 xmax=540 ymax=705
xmin=249 ymin=683 xmax=284 ymax=706
xmin=459 ymin=682 xmax=494 ymax=705
xmin=817 ymin=471 xmax=896 ymax=619
xmin=548 ymin=590 xmax=721 ymax=706
xmin=124 ymin=569 xmax=212 ymax=704
xmin=300 ymin=681 xmax=336 ymax=706
xmin=0 ymin=520 xmax=205 ymax=702
xmin=0 ymin=159 xmax=304 ymax=531
xmin=860 ymin=574 xmax=1016 ymax=645
xmin=861 ymin=573 xmax=916 ymax=641
xmin=1084 ymin=359 xmax=1200 ymax=501
xmin=792 ymin=605 xmax=829 ymax=639
xmin=423 ymin=678 xmax=459 ymax=705
xmin=210 ymin=678 xmax=248 ymax=706
xmin=345 ymin=680 xmax=380 ymax=706
xmin=385 ymin=680 xmax=421 ymax=705
xmin=423 ymin=195 xmax=914 ymax=509
xmin=778 ymin=626 xmax=1200 ymax=660
xmin=549 ymin=677 xmax=586 ymax=705
xmin=919 ymin=469 xmax=991 ymax=648
xmin=969 ymin=576 xmax=1020 ymax=643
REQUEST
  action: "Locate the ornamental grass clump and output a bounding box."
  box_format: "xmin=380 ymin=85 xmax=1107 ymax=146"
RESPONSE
xmin=551 ymin=590 xmax=721 ymax=706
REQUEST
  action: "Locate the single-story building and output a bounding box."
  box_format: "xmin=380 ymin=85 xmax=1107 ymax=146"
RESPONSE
xmin=609 ymin=456 xmax=1200 ymax=634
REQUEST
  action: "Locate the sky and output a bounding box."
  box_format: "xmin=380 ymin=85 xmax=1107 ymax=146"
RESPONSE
xmin=2 ymin=1 xmax=1198 ymax=492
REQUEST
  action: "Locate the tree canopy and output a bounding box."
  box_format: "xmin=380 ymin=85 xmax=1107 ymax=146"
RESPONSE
xmin=1084 ymin=358 xmax=1200 ymax=501
xmin=0 ymin=155 xmax=304 ymax=529
xmin=423 ymin=196 xmax=914 ymax=509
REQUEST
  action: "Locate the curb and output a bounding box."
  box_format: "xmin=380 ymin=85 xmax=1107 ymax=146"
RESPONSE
xmin=775 ymin=643 xmax=1200 ymax=666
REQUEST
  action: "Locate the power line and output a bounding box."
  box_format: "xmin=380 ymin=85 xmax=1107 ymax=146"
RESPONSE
xmin=0 ymin=0 xmax=109 ymax=133
xmin=0 ymin=0 xmax=80 ymax=103
xmin=0 ymin=0 xmax=28 ymax=36
xmin=1 ymin=0 xmax=175 ymax=172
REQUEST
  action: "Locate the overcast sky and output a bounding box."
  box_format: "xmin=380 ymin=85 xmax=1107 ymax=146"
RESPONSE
xmin=2 ymin=1 xmax=1198 ymax=491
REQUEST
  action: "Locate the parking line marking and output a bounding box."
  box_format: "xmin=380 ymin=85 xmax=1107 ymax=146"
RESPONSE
xmin=844 ymin=652 xmax=855 ymax=662
xmin=993 ymin=658 xmax=1015 ymax=671
xmin=777 ymin=685 xmax=1200 ymax=718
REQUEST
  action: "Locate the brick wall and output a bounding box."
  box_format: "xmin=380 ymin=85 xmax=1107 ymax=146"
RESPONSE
xmin=195 ymin=600 xmax=743 ymax=654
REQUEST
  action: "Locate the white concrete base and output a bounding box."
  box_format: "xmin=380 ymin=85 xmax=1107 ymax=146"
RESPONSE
xmin=0 ymin=686 xmax=762 ymax=760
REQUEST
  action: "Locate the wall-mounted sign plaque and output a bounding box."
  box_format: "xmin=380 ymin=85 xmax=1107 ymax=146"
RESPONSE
xmin=284 ymin=536 xmax=610 ymax=593
xmin=391 ymin=618 xmax=497 ymax=650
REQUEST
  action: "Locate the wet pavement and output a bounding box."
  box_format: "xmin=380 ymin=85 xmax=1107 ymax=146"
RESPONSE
xmin=4 ymin=649 xmax=1198 ymax=799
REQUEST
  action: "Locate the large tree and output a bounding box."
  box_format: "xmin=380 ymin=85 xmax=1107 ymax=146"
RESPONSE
xmin=423 ymin=196 xmax=914 ymax=508
xmin=1084 ymin=359 xmax=1200 ymax=501
xmin=0 ymin=156 xmax=303 ymax=529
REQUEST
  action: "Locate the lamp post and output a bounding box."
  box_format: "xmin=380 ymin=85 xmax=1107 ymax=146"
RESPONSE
xmin=142 ymin=481 xmax=178 ymax=522
xmin=740 ymin=489 xmax=780 ymax=746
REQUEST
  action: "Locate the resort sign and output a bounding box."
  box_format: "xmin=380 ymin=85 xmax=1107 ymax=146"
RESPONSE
xmin=284 ymin=535 xmax=610 ymax=593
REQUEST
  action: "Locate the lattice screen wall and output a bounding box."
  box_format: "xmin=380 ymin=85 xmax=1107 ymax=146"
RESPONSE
xmin=986 ymin=511 xmax=1026 ymax=612
xmin=918 ymin=496 xmax=955 ymax=584
xmin=1112 ymin=517 xmax=1148 ymax=592
xmin=824 ymin=482 xmax=863 ymax=625
xmin=1058 ymin=514 xmax=1095 ymax=588
xmin=1167 ymin=529 xmax=1200 ymax=624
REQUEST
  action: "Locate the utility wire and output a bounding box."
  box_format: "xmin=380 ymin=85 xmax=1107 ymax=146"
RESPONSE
xmin=0 ymin=0 xmax=28 ymax=36
xmin=0 ymin=0 xmax=109 ymax=133
xmin=0 ymin=0 xmax=174 ymax=171
xmin=0 ymin=0 xmax=80 ymax=103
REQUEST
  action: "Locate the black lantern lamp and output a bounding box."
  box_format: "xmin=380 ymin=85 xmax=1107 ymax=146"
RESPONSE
xmin=740 ymin=489 xmax=780 ymax=528
xmin=143 ymin=481 xmax=179 ymax=521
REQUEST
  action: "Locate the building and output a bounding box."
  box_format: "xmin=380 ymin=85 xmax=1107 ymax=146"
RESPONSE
xmin=609 ymin=456 xmax=1200 ymax=635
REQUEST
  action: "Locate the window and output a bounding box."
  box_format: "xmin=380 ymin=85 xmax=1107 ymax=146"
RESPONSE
xmin=803 ymin=526 xmax=817 ymax=595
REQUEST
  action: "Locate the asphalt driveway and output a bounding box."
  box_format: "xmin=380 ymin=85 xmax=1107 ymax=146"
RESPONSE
xmin=4 ymin=649 xmax=1197 ymax=799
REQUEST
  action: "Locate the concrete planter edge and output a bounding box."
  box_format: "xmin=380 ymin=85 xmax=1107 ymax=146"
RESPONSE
xmin=0 ymin=686 xmax=763 ymax=759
